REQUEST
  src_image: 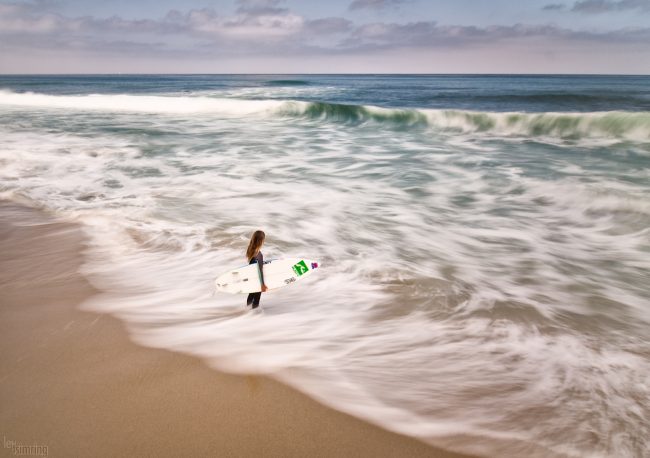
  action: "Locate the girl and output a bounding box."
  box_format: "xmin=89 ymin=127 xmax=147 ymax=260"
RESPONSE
xmin=246 ymin=230 xmax=268 ymax=308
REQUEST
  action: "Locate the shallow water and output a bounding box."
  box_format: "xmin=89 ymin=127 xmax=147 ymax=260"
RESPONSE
xmin=1 ymin=75 xmax=649 ymax=457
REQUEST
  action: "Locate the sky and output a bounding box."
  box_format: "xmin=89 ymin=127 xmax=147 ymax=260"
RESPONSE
xmin=0 ymin=0 xmax=649 ymax=73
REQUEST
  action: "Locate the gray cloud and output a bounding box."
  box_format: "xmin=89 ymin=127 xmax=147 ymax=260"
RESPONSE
xmin=348 ymin=0 xmax=406 ymax=11
xmin=571 ymin=0 xmax=650 ymax=13
xmin=542 ymin=3 xmax=567 ymax=10
xmin=171 ymin=7 xmax=304 ymax=40
xmin=1 ymin=0 xmax=649 ymax=61
xmin=306 ymin=17 xmax=353 ymax=35
xmin=340 ymin=21 xmax=650 ymax=51
xmin=235 ymin=0 xmax=288 ymax=15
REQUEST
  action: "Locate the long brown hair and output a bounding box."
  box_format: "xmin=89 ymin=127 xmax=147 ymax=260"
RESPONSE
xmin=246 ymin=230 xmax=265 ymax=261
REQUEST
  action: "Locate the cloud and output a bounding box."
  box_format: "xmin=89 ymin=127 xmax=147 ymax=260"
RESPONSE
xmin=1 ymin=0 xmax=649 ymax=63
xmin=348 ymin=0 xmax=406 ymax=11
xmin=306 ymin=17 xmax=353 ymax=35
xmin=571 ymin=0 xmax=650 ymax=13
xmin=0 ymin=2 xmax=71 ymax=33
xmin=542 ymin=3 xmax=567 ymax=10
xmin=0 ymin=1 xmax=176 ymax=36
xmin=177 ymin=7 xmax=304 ymax=40
xmin=340 ymin=20 xmax=650 ymax=51
xmin=0 ymin=1 xmax=307 ymax=46
xmin=235 ymin=0 xmax=288 ymax=15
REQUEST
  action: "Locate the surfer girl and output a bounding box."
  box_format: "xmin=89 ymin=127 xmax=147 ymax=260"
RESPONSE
xmin=246 ymin=230 xmax=268 ymax=308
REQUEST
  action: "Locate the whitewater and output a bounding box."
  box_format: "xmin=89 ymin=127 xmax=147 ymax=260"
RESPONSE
xmin=0 ymin=75 xmax=649 ymax=458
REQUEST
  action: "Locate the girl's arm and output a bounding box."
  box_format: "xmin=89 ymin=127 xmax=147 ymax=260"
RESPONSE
xmin=257 ymin=252 xmax=267 ymax=291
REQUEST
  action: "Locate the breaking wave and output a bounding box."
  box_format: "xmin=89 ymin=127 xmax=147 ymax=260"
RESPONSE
xmin=1 ymin=90 xmax=649 ymax=142
xmin=279 ymin=101 xmax=650 ymax=142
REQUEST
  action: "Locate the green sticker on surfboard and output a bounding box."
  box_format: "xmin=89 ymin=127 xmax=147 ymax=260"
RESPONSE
xmin=292 ymin=260 xmax=309 ymax=276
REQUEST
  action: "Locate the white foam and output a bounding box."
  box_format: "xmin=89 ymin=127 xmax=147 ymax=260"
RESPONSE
xmin=1 ymin=104 xmax=649 ymax=457
xmin=0 ymin=90 xmax=285 ymax=115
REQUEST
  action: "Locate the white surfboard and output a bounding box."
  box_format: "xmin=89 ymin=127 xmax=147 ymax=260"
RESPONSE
xmin=214 ymin=258 xmax=320 ymax=294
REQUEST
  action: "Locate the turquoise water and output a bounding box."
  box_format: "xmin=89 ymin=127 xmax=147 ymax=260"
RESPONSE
xmin=1 ymin=75 xmax=649 ymax=457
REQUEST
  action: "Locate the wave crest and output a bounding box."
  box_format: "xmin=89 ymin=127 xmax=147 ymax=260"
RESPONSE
xmin=425 ymin=109 xmax=650 ymax=141
xmin=1 ymin=90 xmax=648 ymax=142
xmin=281 ymin=101 xmax=650 ymax=142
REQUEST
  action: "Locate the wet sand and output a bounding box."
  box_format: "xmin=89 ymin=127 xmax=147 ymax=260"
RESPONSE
xmin=0 ymin=201 xmax=470 ymax=458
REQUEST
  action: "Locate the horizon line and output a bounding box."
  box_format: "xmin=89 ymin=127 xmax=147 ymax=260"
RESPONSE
xmin=1 ymin=72 xmax=649 ymax=77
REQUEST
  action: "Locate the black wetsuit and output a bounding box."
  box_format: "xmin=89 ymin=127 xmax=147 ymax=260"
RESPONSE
xmin=246 ymin=252 xmax=265 ymax=308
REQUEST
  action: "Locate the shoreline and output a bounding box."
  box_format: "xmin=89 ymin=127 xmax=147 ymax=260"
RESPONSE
xmin=0 ymin=200 xmax=470 ymax=457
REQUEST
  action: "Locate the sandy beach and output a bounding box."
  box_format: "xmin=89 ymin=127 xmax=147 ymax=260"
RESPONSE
xmin=0 ymin=201 xmax=469 ymax=458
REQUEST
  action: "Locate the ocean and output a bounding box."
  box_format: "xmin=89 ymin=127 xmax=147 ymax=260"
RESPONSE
xmin=1 ymin=74 xmax=648 ymax=457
